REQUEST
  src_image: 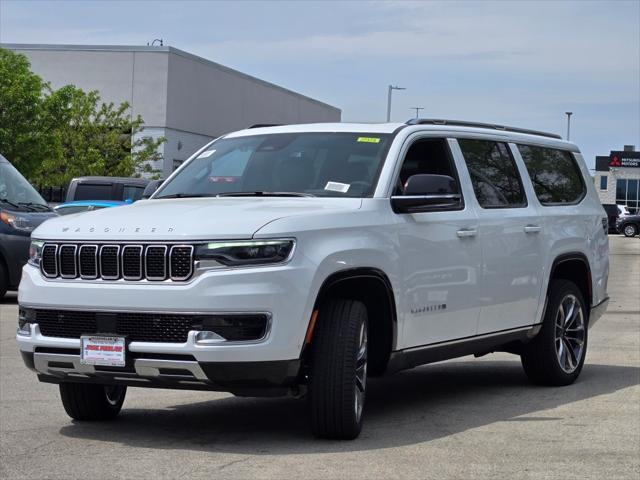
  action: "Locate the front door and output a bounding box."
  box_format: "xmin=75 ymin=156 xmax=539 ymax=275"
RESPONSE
xmin=394 ymin=136 xmax=482 ymax=349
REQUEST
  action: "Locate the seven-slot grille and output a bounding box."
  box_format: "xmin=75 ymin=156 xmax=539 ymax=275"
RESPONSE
xmin=40 ymin=243 xmax=194 ymax=281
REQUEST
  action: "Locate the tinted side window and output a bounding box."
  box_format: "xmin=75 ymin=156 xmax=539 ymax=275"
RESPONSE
xmin=73 ymin=183 xmax=114 ymax=200
xmin=395 ymin=138 xmax=461 ymax=200
xmin=518 ymin=145 xmax=586 ymax=205
xmin=122 ymin=185 xmax=145 ymax=201
xmin=458 ymin=139 xmax=526 ymax=208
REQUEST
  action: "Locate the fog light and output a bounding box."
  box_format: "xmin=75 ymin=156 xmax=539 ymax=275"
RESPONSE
xmin=195 ymin=331 xmax=226 ymax=344
xmin=18 ymin=307 xmax=35 ymax=335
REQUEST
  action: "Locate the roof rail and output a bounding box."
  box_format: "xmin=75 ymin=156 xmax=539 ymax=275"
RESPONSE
xmin=248 ymin=124 xmax=282 ymax=129
xmin=405 ymin=118 xmax=562 ymax=140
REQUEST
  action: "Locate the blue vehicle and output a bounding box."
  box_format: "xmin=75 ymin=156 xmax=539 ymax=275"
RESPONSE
xmin=0 ymin=154 xmax=56 ymax=298
xmin=54 ymin=200 xmax=127 ymax=216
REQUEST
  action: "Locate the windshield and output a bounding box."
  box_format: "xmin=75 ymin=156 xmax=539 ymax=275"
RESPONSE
xmin=0 ymin=160 xmax=48 ymax=207
xmin=155 ymin=132 xmax=392 ymax=198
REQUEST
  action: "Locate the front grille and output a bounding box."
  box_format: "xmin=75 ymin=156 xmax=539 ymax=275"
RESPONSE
xmin=100 ymin=246 xmax=120 ymax=279
xmin=59 ymin=245 xmax=77 ymax=278
xmin=170 ymin=246 xmax=193 ymax=279
xmin=33 ymin=309 xmax=268 ymax=343
xmin=145 ymin=246 xmax=167 ymax=280
xmin=42 ymin=245 xmax=58 ymax=277
xmin=40 ymin=243 xmax=194 ymax=282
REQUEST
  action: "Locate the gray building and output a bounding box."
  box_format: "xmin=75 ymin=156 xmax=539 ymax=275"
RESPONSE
xmin=3 ymin=43 xmax=341 ymax=177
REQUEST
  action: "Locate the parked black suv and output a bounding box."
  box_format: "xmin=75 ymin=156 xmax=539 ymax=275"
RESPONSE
xmin=0 ymin=155 xmax=56 ymax=298
xmin=66 ymin=176 xmax=149 ymax=202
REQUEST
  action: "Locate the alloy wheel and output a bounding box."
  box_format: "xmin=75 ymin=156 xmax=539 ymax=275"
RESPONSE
xmin=554 ymin=294 xmax=586 ymax=373
xmin=354 ymin=321 xmax=368 ymax=422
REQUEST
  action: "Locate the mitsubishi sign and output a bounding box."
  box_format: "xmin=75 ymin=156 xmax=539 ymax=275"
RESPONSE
xmin=610 ymin=151 xmax=640 ymax=168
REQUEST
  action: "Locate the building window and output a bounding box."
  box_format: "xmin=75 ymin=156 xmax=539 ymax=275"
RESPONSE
xmin=600 ymin=176 xmax=607 ymax=190
xmin=616 ymin=178 xmax=640 ymax=213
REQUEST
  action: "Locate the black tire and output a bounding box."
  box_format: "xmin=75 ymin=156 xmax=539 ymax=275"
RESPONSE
xmin=309 ymin=298 xmax=368 ymax=440
xmin=59 ymin=383 xmax=126 ymax=420
xmin=0 ymin=261 xmax=7 ymax=300
xmin=623 ymin=224 xmax=638 ymax=237
xmin=521 ymin=279 xmax=588 ymax=386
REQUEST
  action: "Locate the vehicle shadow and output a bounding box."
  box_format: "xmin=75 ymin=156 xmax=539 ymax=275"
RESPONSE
xmin=59 ymin=360 xmax=639 ymax=454
xmin=1 ymin=291 xmax=18 ymax=304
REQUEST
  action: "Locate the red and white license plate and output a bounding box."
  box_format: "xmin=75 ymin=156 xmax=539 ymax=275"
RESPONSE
xmin=80 ymin=336 xmax=126 ymax=367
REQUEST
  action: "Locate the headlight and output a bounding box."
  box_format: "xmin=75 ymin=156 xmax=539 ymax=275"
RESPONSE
xmin=0 ymin=210 xmax=36 ymax=232
xmin=194 ymin=239 xmax=294 ymax=267
xmin=28 ymin=240 xmax=44 ymax=267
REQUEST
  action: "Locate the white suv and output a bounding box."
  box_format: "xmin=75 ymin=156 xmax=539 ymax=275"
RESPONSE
xmin=17 ymin=120 xmax=610 ymax=439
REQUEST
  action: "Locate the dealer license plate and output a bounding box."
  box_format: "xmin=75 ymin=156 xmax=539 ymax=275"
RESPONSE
xmin=80 ymin=336 xmax=126 ymax=367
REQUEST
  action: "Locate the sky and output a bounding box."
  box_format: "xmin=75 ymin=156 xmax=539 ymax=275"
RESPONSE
xmin=1 ymin=0 xmax=639 ymax=169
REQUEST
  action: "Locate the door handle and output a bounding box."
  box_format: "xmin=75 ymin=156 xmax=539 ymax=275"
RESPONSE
xmin=456 ymin=228 xmax=478 ymax=238
xmin=524 ymin=225 xmax=542 ymax=234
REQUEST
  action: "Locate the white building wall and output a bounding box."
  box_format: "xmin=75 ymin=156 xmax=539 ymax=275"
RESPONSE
xmin=596 ymin=167 xmax=640 ymax=210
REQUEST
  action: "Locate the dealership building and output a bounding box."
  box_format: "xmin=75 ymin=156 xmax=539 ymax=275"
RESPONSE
xmin=2 ymin=43 xmax=341 ymax=177
xmin=595 ymin=145 xmax=640 ymax=213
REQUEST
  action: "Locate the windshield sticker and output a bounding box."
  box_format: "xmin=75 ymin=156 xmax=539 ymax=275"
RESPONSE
xmin=198 ymin=149 xmax=216 ymax=158
xmin=325 ymin=181 xmax=350 ymax=193
xmin=208 ymin=176 xmax=238 ymax=183
xmin=357 ymin=137 xmax=380 ymax=144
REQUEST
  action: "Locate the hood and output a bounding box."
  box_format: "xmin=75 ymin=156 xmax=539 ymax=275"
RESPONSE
xmin=32 ymin=197 xmax=362 ymax=241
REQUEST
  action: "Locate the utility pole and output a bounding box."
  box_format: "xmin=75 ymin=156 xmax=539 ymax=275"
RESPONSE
xmin=565 ymin=112 xmax=573 ymax=140
xmin=386 ymin=85 xmax=406 ymax=122
xmin=410 ymin=107 xmax=424 ymax=118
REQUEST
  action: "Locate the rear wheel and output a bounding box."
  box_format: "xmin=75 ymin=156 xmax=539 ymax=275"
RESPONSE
xmin=521 ymin=280 xmax=588 ymax=386
xmin=59 ymin=383 xmax=126 ymax=420
xmin=623 ymin=224 xmax=638 ymax=237
xmin=308 ymin=298 xmax=368 ymax=439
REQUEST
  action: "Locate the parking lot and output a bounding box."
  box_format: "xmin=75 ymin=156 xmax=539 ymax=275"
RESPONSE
xmin=0 ymin=235 xmax=638 ymax=479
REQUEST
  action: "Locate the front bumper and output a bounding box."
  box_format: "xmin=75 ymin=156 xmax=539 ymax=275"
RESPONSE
xmin=18 ymin=325 xmax=301 ymax=397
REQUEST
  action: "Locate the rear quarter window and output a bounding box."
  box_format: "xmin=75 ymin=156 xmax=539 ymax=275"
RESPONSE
xmin=73 ymin=183 xmax=114 ymax=201
xmin=518 ymin=145 xmax=586 ymax=205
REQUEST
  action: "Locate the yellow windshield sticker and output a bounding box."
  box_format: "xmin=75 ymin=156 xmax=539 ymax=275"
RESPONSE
xmin=357 ymin=137 xmax=380 ymax=143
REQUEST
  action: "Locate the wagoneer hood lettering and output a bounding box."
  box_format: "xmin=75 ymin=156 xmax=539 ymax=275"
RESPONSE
xmin=32 ymin=197 xmax=362 ymax=241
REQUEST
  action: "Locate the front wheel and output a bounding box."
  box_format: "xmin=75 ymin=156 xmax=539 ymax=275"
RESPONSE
xmin=308 ymin=298 xmax=368 ymax=439
xmin=59 ymin=383 xmax=126 ymax=420
xmin=521 ymin=280 xmax=588 ymax=386
xmin=623 ymin=224 xmax=638 ymax=237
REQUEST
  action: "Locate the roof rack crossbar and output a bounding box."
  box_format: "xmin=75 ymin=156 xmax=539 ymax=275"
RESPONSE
xmin=405 ymin=118 xmax=562 ymax=140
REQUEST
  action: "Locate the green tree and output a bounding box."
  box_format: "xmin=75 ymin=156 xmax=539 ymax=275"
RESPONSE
xmin=0 ymin=48 xmax=51 ymax=176
xmin=36 ymin=85 xmax=165 ymax=186
xmin=0 ymin=47 xmax=165 ymax=187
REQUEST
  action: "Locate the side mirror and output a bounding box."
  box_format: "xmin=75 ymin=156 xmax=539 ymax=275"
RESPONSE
xmin=391 ymin=174 xmax=461 ymax=213
xmin=142 ymin=179 xmax=164 ymax=199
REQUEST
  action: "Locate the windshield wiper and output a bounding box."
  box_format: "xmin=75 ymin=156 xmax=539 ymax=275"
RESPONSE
xmin=18 ymin=202 xmax=52 ymax=212
xmin=0 ymin=198 xmax=21 ymax=209
xmin=156 ymin=193 xmax=219 ymax=199
xmin=216 ymin=191 xmax=315 ymax=198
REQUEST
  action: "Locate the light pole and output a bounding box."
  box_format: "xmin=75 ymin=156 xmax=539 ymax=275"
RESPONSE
xmin=565 ymin=112 xmax=573 ymax=140
xmin=386 ymin=85 xmax=406 ymax=122
xmin=410 ymin=107 xmax=424 ymax=118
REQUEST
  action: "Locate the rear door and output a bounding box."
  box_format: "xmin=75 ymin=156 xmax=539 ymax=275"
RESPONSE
xmin=453 ymin=138 xmax=544 ymax=334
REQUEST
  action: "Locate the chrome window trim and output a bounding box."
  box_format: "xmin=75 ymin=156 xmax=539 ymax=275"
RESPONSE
xmin=41 ymin=244 xmax=59 ymax=278
xmin=122 ymin=245 xmax=143 ymax=281
xmin=59 ymin=244 xmax=78 ymax=279
xmin=145 ymin=245 xmax=168 ymax=281
xmin=99 ymin=245 xmax=121 ymax=280
xmin=78 ymin=245 xmax=98 ymax=280
xmin=169 ymin=245 xmax=194 ymax=281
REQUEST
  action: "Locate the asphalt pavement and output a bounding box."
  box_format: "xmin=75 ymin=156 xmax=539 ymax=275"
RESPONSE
xmin=1 ymin=236 xmax=638 ymax=479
